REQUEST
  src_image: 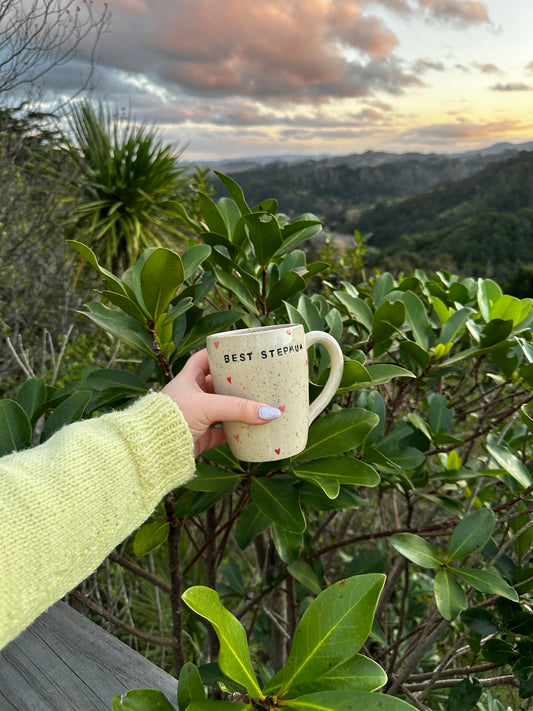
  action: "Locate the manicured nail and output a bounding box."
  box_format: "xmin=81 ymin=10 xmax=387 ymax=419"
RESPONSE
xmin=258 ymin=406 xmax=282 ymax=421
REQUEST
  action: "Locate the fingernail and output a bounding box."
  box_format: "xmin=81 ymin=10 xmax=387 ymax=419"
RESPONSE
xmin=258 ymin=405 xmax=282 ymax=421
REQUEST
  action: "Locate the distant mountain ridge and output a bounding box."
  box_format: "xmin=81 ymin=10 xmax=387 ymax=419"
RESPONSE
xmin=209 ymin=141 xmax=533 ymax=285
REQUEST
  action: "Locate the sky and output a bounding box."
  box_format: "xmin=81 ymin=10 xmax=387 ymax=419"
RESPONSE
xmin=44 ymin=0 xmax=533 ymax=161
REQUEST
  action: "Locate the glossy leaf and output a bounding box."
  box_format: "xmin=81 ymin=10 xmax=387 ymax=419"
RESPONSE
xmin=177 ymin=311 xmax=244 ymax=355
xmin=111 ymin=688 xmax=174 ymax=710
xmin=454 ymin=567 xmax=518 ymax=601
xmin=244 ymin=212 xmax=283 ymax=265
xmin=287 ymin=561 xmax=322 ymax=594
xmin=486 ymin=440 xmax=531 ymax=488
xmin=86 ymin=369 xmax=147 ymax=393
xmin=447 ymin=676 xmax=483 ymax=711
xmin=263 ymin=574 xmax=385 ymax=696
xmin=447 ymin=508 xmax=495 ymax=561
xmin=390 ymin=533 xmax=441 ymax=569
xmin=285 ymin=691 xmax=414 ymax=711
xmin=364 ymin=364 xmax=415 ymax=386
xmin=182 ymin=244 xmax=212 ymax=281
xmin=186 ymin=463 xmax=241 ymax=493
xmin=40 ymin=390 xmax=92 ymax=442
xmin=83 ymin=302 xmax=155 ymax=358
xmin=334 ymin=292 xmax=372 ymax=332
xmin=235 ymin=502 xmax=270 ymax=549
xmin=251 ymin=477 xmax=306 ymax=533
xmin=17 ymin=377 xmax=47 ymax=424
xmin=291 ymin=457 xmax=379 ymax=499
xmin=182 ymin=586 xmax=263 ymax=698
xmin=133 ymin=521 xmax=170 ymax=556
xmin=478 ymin=278 xmax=502 ymax=323
xmin=296 ymin=409 xmax=379 ymax=460
xmin=434 ymin=570 xmax=467 ymax=620
xmin=214 ymin=171 xmax=251 ymax=214
xmin=371 ymin=300 xmax=405 ymax=345
xmin=0 ymin=399 xmax=32 ymax=455
xmin=178 ymin=662 xmax=207 ymax=711
xmin=266 ymin=271 xmax=307 ymax=312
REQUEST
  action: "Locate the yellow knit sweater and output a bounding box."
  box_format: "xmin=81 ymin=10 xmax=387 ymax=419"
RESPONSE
xmin=0 ymin=391 xmax=196 ymax=650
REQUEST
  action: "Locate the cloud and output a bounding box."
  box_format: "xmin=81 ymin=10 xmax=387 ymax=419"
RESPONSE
xmin=413 ymin=59 xmax=445 ymax=74
xmin=417 ymin=0 xmax=490 ymax=26
xmin=399 ymin=118 xmax=533 ymax=146
xmin=474 ymin=63 xmax=501 ymax=75
xmin=87 ymin=0 xmax=429 ymax=103
xmin=490 ymin=82 xmax=532 ymax=92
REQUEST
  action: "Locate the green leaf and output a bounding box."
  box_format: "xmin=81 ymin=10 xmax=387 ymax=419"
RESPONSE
xmin=83 ymin=302 xmax=155 ymax=358
xmin=371 ymin=299 xmax=405 ymax=345
xmin=288 ymin=561 xmax=322 ymax=594
xmin=199 ymin=193 xmax=229 ymax=237
xmin=454 ymin=567 xmax=518 ymax=601
xmin=188 ymin=703 xmax=252 ymax=711
xmin=0 ymin=399 xmax=32 ymax=455
xmin=182 ymin=244 xmax=212 ymax=281
xmin=111 ymin=688 xmax=174 ymax=710
xmin=177 ymin=310 xmax=244 ymax=355
xmin=215 ymin=267 xmax=259 ymax=315
xmin=486 ymin=440 xmax=531 ymax=488
xmin=101 ymin=290 xmax=148 ymax=323
xmin=428 ymin=394 xmax=453 ymax=434
xmin=186 ymin=462 xmax=241 ymax=493
xmin=334 ymin=292 xmax=372 ymax=332
xmin=86 ymin=369 xmax=147 ymax=393
xmin=447 ymin=508 xmax=495 ymax=561
xmin=390 ymin=533 xmax=441 ymax=569
xmin=490 ymin=294 xmax=523 ymax=325
xmin=439 ymin=307 xmax=471 ymax=345
xmin=296 ymin=409 xmax=379 ymax=460
xmin=291 ymin=457 xmax=379 ymax=499
xmin=182 ymin=586 xmax=263 ymax=698
xmin=17 ymin=377 xmax=47 ymax=424
xmin=140 ymin=248 xmax=184 ymax=318
xmin=263 ymin=574 xmax=385 ymax=696
xmin=277 ymin=219 xmax=322 ymax=256
xmin=244 ymin=212 xmax=283 ymax=265
xmin=235 ymin=502 xmax=270 ymax=549
xmin=266 ymin=272 xmax=307 ymax=312
xmin=460 ymin=608 xmax=499 ymax=636
xmin=312 ymin=653 xmax=387 ymax=693
xmin=364 ymin=364 xmax=415 ymax=386
xmin=271 ymin=523 xmax=304 ymax=564
xmin=285 ymin=690 xmax=414 ymax=711
xmin=133 ymin=521 xmax=170 ymax=556
xmin=214 ymin=171 xmax=251 ymax=214
xmin=478 ymin=278 xmax=502 ymax=323
xmin=447 ymin=676 xmax=483 ymax=711
xmin=251 ymin=477 xmax=306 ymax=533
xmin=68 ymin=239 xmax=129 ymax=297
xmin=41 ymin=390 xmax=92 ymax=442
xmin=434 ymin=570 xmax=467 ymax=620
xmin=178 ymin=662 xmax=207 ymax=710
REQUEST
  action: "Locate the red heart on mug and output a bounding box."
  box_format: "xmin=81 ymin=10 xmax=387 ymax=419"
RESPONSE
xmin=214 ymin=341 xmax=220 ymax=349
xmin=233 ymin=434 xmax=240 ymax=442
xmin=275 ymin=448 xmax=281 ymax=455
xmin=227 ymin=376 xmax=232 ymax=383
xmin=286 ymin=329 xmax=291 ymax=335
xmin=279 ymin=405 xmax=286 ymax=412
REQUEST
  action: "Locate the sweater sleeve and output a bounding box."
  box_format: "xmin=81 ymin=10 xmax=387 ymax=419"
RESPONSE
xmin=0 ymin=391 xmax=196 ymax=650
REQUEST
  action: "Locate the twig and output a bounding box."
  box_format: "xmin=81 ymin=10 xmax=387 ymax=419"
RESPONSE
xmin=70 ymin=589 xmax=176 ymax=647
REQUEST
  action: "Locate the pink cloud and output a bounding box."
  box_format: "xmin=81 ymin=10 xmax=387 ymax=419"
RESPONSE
xmin=417 ymin=0 xmax=490 ymax=25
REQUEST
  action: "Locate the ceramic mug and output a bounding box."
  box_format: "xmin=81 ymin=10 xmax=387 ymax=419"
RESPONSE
xmin=206 ymin=324 xmax=344 ymax=462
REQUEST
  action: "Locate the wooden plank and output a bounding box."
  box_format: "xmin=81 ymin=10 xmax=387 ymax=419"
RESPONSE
xmin=0 ymin=602 xmax=178 ymax=710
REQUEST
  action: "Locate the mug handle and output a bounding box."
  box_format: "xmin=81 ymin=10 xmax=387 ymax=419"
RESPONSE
xmin=305 ymin=331 xmax=344 ymax=423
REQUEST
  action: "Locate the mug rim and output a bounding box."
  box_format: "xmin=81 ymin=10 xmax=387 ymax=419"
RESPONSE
xmin=206 ymin=323 xmax=302 ymax=340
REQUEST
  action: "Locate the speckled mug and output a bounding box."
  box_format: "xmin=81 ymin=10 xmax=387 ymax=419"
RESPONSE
xmin=206 ymin=324 xmax=344 ymax=462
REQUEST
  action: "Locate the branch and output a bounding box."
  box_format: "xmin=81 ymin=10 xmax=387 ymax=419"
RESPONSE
xmin=70 ymin=589 xmax=176 ymax=647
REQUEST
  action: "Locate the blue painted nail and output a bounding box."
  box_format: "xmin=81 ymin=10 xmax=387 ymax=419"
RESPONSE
xmin=258 ymin=406 xmax=282 ymax=421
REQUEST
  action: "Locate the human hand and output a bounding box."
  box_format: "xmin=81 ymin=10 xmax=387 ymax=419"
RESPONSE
xmin=162 ymin=349 xmax=281 ymax=457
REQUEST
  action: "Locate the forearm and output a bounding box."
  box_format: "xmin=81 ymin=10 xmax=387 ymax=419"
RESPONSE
xmin=0 ymin=392 xmax=195 ymax=650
